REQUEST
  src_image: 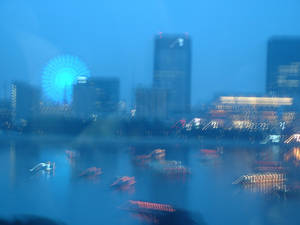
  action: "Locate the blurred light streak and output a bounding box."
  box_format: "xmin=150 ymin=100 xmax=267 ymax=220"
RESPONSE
xmin=233 ymin=173 xmax=286 ymax=185
xmin=284 ymin=134 xmax=300 ymax=144
xmin=220 ymin=96 xmax=293 ymax=106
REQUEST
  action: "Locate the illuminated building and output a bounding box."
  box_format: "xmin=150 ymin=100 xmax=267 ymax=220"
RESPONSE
xmin=73 ymin=77 xmax=120 ymax=119
xmin=135 ymin=87 xmax=168 ymax=119
xmin=267 ymin=37 xmax=300 ymax=98
xmin=219 ymin=96 xmax=293 ymax=106
xmin=211 ymin=95 xmax=295 ymax=130
xmin=153 ymin=33 xmax=191 ymax=117
xmin=11 ymin=82 xmax=41 ymax=124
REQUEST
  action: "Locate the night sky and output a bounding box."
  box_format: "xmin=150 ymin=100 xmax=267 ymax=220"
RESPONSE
xmin=1 ymin=0 xmax=300 ymax=106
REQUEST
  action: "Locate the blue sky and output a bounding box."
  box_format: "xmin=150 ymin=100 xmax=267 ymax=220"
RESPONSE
xmin=1 ymin=0 xmax=300 ymax=106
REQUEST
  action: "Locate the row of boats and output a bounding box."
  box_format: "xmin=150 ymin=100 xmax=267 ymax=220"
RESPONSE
xmin=134 ymin=149 xmax=191 ymax=176
xmin=28 ymin=148 xmax=195 ymax=224
xmin=28 ymin=155 xmax=136 ymax=190
xmin=28 ymin=148 xmax=190 ymax=191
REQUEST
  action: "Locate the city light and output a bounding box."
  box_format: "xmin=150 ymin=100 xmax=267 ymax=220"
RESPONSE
xmin=128 ymin=200 xmax=176 ymax=212
xmin=220 ymin=96 xmax=293 ymax=106
xmin=284 ymin=134 xmax=300 ymax=144
xmin=42 ymin=55 xmax=90 ymax=104
xmin=284 ymin=148 xmax=300 ymax=162
xmin=233 ymin=173 xmax=286 ymax=184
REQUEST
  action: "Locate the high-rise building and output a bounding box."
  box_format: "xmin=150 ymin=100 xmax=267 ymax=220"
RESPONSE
xmin=0 ymin=100 xmax=11 ymax=129
xmin=135 ymin=87 xmax=168 ymax=120
xmin=153 ymin=33 xmax=191 ymax=117
xmin=73 ymin=76 xmax=93 ymax=119
xmin=73 ymin=77 xmax=120 ymax=119
xmin=11 ymin=82 xmax=41 ymax=124
xmin=89 ymin=77 xmax=120 ymax=115
xmin=266 ymin=37 xmax=300 ymax=97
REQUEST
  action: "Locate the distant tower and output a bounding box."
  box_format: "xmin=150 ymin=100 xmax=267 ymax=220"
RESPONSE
xmin=266 ymin=36 xmax=300 ymax=97
xmin=153 ymin=33 xmax=191 ymax=117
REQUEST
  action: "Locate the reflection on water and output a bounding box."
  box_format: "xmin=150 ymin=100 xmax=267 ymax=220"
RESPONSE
xmin=1 ymin=137 xmax=300 ymax=224
xmin=285 ymin=147 xmax=300 ymax=167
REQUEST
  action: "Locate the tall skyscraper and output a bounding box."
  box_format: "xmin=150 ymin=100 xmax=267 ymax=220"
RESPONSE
xmin=266 ymin=36 xmax=300 ymax=97
xmin=153 ymin=33 xmax=191 ymax=117
xmin=73 ymin=77 xmax=120 ymax=118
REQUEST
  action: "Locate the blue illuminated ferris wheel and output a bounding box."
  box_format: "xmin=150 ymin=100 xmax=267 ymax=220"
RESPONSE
xmin=42 ymin=55 xmax=90 ymax=104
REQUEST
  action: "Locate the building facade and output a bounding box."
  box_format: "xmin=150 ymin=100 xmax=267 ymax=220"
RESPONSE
xmin=73 ymin=77 xmax=120 ymax=119
xmin=210 ymin=96 xmax=295 ymax=130
xmin=135 ymin=87 xmax=168 ymax=120
xmin=267 ymin=37 xmax=300 ymax=98
xmin=11 ymin=82 xmax=41 ymax=124
xmin=153 ymin=33 xmax=191 ymax=117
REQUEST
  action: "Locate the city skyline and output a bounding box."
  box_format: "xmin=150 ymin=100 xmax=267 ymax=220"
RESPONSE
xmin=6 ymin=34 xmax=300 ymax=111
xmin=1 ymin=0 xmax=300 ymax=106
xmin=6 ymin=34 xmax=300 ymax=109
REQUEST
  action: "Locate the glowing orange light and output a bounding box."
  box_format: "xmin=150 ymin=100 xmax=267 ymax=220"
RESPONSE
xmin=285 ymin=147 xmax=300 ymax=162
xmin=129 ymin=200 xmax=176 ymax=212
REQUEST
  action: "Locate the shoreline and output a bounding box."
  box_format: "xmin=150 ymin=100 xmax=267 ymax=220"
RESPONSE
xmin=0 ymin=132 xmax=279 ymax=148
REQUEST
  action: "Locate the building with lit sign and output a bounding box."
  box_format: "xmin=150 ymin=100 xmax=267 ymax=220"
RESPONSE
xmin=211 ymin=95 xmax=295 ymax=130
xmin=153 ymin=33 xmax=191 ymax=117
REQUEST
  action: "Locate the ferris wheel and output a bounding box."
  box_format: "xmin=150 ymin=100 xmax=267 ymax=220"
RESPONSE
xmin=42 ymin=55 xmax=90 ymax=104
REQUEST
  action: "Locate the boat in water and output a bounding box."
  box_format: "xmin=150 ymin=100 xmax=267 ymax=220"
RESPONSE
xmin=111 ymin=176 xmax=136 ymax=190
xmin=135 ymin=149 xmax=166 ymax=164
xmin=79 ymin=167 xmax=102 ymax=178
xmin=149 ymin=160 xmax=191 ymax=176
xmin=121 ymin=200 xmax=198 ymax=225
xmin=29 ymin=161 xmax=55 ymax=173
xmin=233 ymin=172 xmax=286 ymax=185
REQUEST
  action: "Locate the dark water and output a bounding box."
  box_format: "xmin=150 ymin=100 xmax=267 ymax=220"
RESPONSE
xmin=0 ymin=136 xmax=300 ymax=225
